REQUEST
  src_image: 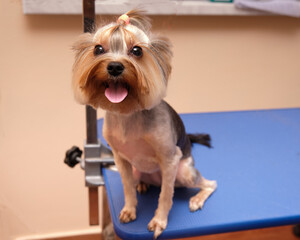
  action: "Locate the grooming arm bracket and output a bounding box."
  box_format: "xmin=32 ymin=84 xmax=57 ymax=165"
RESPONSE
xmin=64 ymin=140 xmax=114 ymax=187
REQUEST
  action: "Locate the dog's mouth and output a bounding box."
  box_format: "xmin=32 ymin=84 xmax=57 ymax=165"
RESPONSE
xmin=104 ymin=81 xmax=129 ymax=103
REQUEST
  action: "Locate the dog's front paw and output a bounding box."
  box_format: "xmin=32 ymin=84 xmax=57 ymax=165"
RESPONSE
xmin=119 ymin=206 xmax=136 ymax=223
xmin=148 ymin=216 xmax=167 ymax=239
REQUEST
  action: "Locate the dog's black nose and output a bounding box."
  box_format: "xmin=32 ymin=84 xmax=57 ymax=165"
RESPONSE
xmin=107 ymin=62 xmax=124 ymax=77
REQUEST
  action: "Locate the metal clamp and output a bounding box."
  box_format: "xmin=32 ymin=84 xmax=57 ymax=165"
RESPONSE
xmin=64 ymin=140 xmax=114 ymax=186
xmin=84 ymin=140 xmax=114 ymax=186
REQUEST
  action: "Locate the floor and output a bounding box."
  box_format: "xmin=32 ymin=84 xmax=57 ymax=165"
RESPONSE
xmin=46 ymin=225 xmax=299 ymax=240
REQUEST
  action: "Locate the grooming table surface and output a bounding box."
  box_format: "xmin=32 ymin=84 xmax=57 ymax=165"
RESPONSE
xmin=98 ymin=108 xmax=300 ymax=240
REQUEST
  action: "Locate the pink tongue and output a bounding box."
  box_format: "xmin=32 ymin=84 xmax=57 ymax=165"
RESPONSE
xmin=105 ymin=82 xmax=128 ymax=103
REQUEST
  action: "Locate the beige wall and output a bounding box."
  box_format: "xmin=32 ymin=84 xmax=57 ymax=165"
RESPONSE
xmin=1 ymin=0 xmax=300 ymax=239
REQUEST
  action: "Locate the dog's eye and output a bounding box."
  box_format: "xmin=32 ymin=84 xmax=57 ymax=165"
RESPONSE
xmin=94 ymin=45 xmax=105 ymax=55
xmin=130 ymin=46 xmax=143 ymax=57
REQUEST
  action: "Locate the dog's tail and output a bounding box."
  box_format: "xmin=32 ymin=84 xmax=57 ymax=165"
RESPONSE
xmin=188 ymin=133 xmax=212 ymax=148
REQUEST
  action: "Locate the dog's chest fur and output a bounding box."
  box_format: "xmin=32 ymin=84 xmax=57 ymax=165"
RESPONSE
xmin=109 ymin=134 xmax=159 ymax=173
xmin=103 ymin=106 xmax=171 ymax=173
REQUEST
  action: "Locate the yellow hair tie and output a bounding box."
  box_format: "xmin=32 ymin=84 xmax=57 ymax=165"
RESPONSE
xmin=117 ymin=14 xmax=130 ymax=25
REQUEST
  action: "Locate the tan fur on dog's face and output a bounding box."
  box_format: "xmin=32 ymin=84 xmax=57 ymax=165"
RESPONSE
xmin=72 ymin=10 xmax=173 ymax=114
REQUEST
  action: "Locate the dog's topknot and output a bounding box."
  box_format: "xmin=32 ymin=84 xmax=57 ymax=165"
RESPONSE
xmin=117 ymin=9 xmax=151 ymax=33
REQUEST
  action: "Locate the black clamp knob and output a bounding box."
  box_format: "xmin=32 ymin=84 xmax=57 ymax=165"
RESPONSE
xmin=64 ymin=146 xmax=83 ymax=168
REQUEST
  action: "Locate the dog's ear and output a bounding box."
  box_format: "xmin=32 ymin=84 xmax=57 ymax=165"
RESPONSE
xmin=151 ymin=36 xmax=173 ymax=81
xmin=72 ymin=33 xmax=94 ymax=61
xmin=71 ymin=33 xmax=95 ymax=104
xmin=72 ymin=32 xmax=95 ymax=86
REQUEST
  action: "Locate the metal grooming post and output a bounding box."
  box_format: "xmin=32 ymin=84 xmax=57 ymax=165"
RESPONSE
xmin=83 ymin=0 xmax=99 ymax=226
xmin=64 ymin=0 xmax=114 ymax=227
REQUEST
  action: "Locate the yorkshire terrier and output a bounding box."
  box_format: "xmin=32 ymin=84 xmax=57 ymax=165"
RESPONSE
xmin=72 ymin=9 xmax=217 ymax=238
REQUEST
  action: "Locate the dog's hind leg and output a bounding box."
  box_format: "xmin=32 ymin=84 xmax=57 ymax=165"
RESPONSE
xmin=176 ymin=156 xmax=217 ymax=212
xmin=189 ymin=176 xmax=217 ymax=211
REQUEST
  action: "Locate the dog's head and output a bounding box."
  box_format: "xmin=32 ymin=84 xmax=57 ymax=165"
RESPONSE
xmin=72 ymin=9 xmax=173 ymax=114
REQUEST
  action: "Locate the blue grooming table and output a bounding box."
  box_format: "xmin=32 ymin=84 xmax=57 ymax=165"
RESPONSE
xmin=97 ymin=108 xmax=300 ymax=240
